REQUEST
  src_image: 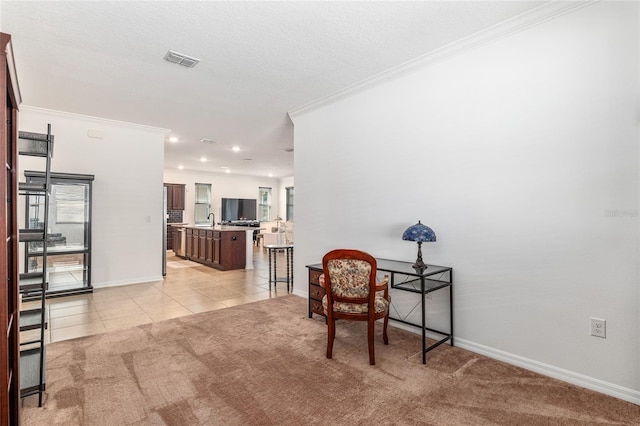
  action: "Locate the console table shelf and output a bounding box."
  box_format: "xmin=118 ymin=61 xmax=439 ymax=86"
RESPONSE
xmin=391 ymin=277 xmax=451 ymax=294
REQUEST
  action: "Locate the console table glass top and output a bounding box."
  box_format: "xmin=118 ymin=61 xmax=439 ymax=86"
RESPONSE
xmin=374 ymin=259 xmax=450 ymax=276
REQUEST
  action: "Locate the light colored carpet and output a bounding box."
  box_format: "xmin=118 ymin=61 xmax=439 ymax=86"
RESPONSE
xmin=21 ymin=295 xmax=639 ymax=425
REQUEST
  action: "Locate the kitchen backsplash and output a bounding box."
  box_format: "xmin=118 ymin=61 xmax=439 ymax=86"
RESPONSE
xmin=167 ymin=210 xmax=184 ymax=223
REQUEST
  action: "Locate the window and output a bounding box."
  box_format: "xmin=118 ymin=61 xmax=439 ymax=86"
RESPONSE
xmin=286 ymin=186 xmax=294 ymax=222
xmin=194 ymin=183 xmax=211 ymax=225
xmin=258 ymin=187 xmax=272 ymax=221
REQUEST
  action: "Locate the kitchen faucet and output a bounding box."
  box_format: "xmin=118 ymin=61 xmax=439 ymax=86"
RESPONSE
xmin=208 ymin=213 xmax=215 ymax=227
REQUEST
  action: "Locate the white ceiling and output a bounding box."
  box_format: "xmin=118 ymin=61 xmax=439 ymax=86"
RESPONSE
xmin=1 ymin=1 xmax=545 ymax=178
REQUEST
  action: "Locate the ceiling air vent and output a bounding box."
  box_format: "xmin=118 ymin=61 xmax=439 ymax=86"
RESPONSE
xmin=200 ymin=138 xmax=218 ymax=144
xmin=164 ymin=50 xmax=200 ymax=68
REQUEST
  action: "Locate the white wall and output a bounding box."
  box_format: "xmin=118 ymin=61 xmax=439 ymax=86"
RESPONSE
xmin=163 ymin=168 xmax=282 ymax=224
xmin=19 ymin=106 xmax=167 ymax=287
xmin=290 ymin=2 xmax=639 ymax=402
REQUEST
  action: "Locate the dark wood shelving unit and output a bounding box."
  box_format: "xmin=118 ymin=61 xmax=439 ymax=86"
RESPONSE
xmin=1 ymin=31 xmax=22 ymax=425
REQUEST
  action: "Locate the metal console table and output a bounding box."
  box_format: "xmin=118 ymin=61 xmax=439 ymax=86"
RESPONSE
xmin=306 ymin=258 xmax=452 ymax=364
xmin=376 ymin=259 xmax=453 ymax=364
xmin=265 ymin=244 xmax=294 ymax=292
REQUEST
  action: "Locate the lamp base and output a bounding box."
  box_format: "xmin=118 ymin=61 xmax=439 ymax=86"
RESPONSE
xmin=413 ymin=241 xmax=427 ymax=270
xmin=412 ymin=259 xmax=427 ymax=270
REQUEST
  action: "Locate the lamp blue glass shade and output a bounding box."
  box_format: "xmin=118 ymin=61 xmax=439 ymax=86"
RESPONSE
xmin=402 ymin=221 xmax=436 ymax=243
xmin=402 ymin=221 xmax=436 ymax=270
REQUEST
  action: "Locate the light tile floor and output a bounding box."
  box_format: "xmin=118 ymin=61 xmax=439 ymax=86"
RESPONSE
xmin=20 ymin=246 xmax=293 ymax=345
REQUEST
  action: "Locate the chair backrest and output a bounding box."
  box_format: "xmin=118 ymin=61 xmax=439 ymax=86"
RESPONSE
xmin=322 ymin=249 xmax=377 ymax=306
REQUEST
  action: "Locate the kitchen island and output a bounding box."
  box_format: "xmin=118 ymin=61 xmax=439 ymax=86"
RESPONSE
xmin=172 ymin=225 xmax=255 ymax=271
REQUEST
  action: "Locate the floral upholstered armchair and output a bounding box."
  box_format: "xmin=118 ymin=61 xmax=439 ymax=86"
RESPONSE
xmin=320 ymin=249 xmax=390 ymax=365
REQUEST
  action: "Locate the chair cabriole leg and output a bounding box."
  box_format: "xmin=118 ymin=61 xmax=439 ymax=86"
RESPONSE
xmin=368 ymin=320 xmax=376 ymax=365
xmin=327 ymin=314 xmax=335 ymax=359
xmin=383 ymin=313 xmax=389 ymax=345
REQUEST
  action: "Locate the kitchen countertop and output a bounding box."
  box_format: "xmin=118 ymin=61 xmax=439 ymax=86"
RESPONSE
xmin=179 ymin=224 xmax=258 ymax=231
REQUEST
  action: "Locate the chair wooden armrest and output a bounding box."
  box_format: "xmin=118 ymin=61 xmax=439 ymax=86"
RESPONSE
xmin=376 ymin=274 xmax=389 ymax=291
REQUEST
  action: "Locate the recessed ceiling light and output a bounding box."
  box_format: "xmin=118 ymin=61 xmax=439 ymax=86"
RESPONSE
xmin=178 ymin=165 xmax=184 ymax=170
xmin=169 ymin=136 xmax=179 ymax=143
xmin=220 ymin=166 xmax=229 ymax=170
xmin=200 ymin=156 xmax=207 ymax=162
xmin=268 ymin=173 xmax=273 ymax=177
xmin=232 ymin=146 xmax=240 ymax=152
xmin=164 ymin=50 xmax=200 ymax=68
xmin=225 ymin=169 xmax=230 ymax=173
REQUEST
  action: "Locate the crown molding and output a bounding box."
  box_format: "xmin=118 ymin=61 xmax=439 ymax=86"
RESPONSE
xmin=288 ymin=0 xmax=598 ymax=121
xmin=20 ymin=105 xmax=171 ymax=134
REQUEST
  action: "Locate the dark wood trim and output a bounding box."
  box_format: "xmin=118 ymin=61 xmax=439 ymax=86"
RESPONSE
xmin=1 ymin=33 xmax=21 ymax=109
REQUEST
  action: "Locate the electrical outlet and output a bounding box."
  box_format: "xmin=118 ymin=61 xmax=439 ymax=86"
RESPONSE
xmin=590 ymin=317 xmax=606 ymax=338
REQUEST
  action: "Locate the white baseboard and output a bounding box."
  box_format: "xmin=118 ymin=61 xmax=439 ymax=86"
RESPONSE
xmin=454 ymin=338 xmax=640 ymax=406
xmin=92 ymin=275 xmax=164 ymax=289
xmin=386 ymin=320 xmax=639 ymax=405
xmin=291 ymin=288 xmax=307 ymax=298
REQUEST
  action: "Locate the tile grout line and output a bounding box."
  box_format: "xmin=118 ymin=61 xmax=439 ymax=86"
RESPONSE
xmin=35 ymin=249 xmax=290 ymax=342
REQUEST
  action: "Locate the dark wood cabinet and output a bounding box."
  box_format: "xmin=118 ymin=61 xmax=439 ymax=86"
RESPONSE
xmin=198 ymin=230 xmax=207 ymax=262
xmin=219 ymin=231 xmax=245 ymax=270
xmin=193 ymin=231 xmax=200 ymax=259
xmin=205 ymin=231 xmax=213 ymax=263
xmin=172 ymin=185 xmax=185 ymax=210
xmin=166 ymin=225 xmax=174 ymax=250
xmin=180 ymin=227 xmax=245 ymax=271
xmin=171 ymin=227 xmax=181 ymax=254
xmin=1 ymin=32 xmax=21 ymax=425
xmin=164 ymin=183 xmax=185 ymax=210
xmin=213 ymin=231 xmax=222 ymax=265
xmin=307 ymin=265 xmax=326 ymax=318
xmin=185 ymin=228 xmax=194 ymax=258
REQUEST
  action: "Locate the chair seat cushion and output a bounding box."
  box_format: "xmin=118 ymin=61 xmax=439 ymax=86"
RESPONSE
xmin=322 ymin=292 xmax=389 ymax=315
